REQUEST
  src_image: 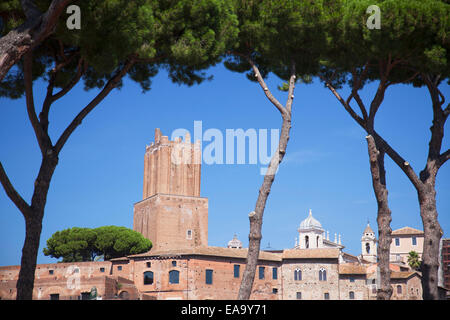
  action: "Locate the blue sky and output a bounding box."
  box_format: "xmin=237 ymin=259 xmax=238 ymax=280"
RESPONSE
xmin=0 ymin=63 xmax=449 ymax=266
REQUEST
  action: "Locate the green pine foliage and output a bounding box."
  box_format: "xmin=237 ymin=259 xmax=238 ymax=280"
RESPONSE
xmin=43 ymin=226 xmax=152 ymax=262
xmin=0 ymin=0 xmax=239 ymax=96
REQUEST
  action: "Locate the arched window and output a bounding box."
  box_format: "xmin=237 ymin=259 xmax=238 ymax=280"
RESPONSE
xmin=397 ymin=285 xmax=402 ymax=294
xmin=143 ymin=271 xmax=154 ymax=285
xmin=366 ymin=242 xmax=371 ymax=254
xmin=316 ymin=236 xmax=320 ymax=248
xmin=305 ymin=236 xmax=309 ymax=249
xmin=349 ymin=291 xmax=355 ymax=300
xmin=294 ymin=269 xmax=302 ymax=281
xmin=319 ymin=268 xmax=327 ymax=281
xmin=169 ymin=270 xmax=179 ymax=284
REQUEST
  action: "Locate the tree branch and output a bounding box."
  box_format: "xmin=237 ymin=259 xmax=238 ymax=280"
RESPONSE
xmin=40 ymin=56 xmax=86 ymax=132
xmin=245 ymin=56 xmax=287 ymax=117
xmin=0 ymin=0 xmax=74 ymax=81
xmin=371 ymin=131 xmax=423 ymax=191
xmin=23 ymin=51 xmax=51 ymax=154
xmin=0 ymin=161 xmax=31 ymax=218
xmin=51 ymin=57 xmax=86 ymax=101
xmin=54 ymin=56 xmax=136 ymax=154
xmin=438 ymin=149 xmax=450 ymax=167
xmin=320 ymin=75 xmax=365 ymax=128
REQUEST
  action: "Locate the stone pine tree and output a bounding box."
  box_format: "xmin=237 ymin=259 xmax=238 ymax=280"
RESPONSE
xmin=43 ymin=226 xmax=152 ymax=262
xmin=225 ymin=0 xmax=339 ymax=300
xmin=0 ymin=0 xmax=238 ymax=300
xmin=320 ymin=0 xmax=449 ymax=300
xmin=0 ymin=0 xmax=75 ymax=81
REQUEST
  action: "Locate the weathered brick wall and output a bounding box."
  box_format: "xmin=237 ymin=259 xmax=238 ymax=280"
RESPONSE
xmin=281 ymin=259 xmax=340 ymax=300
xmin=338 ymin=274 xmax=368 ymax=300
xmin=133 ymin=194 xmax=208 ymax=251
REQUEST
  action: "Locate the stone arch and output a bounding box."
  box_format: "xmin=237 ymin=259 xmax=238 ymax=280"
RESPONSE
xmin=118 ymin=290 xmax=130 ymax=300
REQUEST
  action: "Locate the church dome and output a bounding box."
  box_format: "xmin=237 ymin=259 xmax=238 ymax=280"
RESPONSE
xmin=227 ymin=234 xmax=243 ymax=249
xmin=299 ymin=209 xmax=323 ymax=230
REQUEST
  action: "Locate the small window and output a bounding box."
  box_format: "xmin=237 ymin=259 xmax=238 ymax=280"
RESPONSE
xmin=258 ymin=267 xmax=265 ymax=280
xmin=50 ymin=293 xmax=59 ymax=300
xmin=395 ymin=238 xmax=400 ymax=246
xmin=234 ymin=265 xmax=240 ymax=278
xmin=296 ymin=292 xmax=302 ymax=300
xmin=117 ymin=266 xmax=122 ymax=271
xmin=144 ymin=271 xmax=154 ymax=285
xmin=319 ymin=268 xmax=327 ymax=281
xmin=412 ymin=237 xmax=417 ymax=246
xmin=49 ymin=270 xmax=54 ymax=275
xmin=272 ymin=288 xmax=278 ymax=294
xmin=205 ymin=269 xmax=213 ymax=285
xmin=294 ymin=269 xmax=302 ymax=281
xmin=172 ymin=261 xmax=177 ymax=267
xmin=349 ymin=291 xmax=355 ymax=300
xmin=349 ymin=277 xmax=355 ymax=283
xmin=146 ymin=262 xmax=151 ymax=268
xmin=324 ymin=292 xmax=330 ymax=300
xmin=169 ymin=270 xmax=179 ymax=284
xmin=186 ymin=229 xmax=192 ymax=240
xmin=100 ymin=267 xmax=105 ymax=273
xmin=397 ymin=285 xmax=402 ymax=294
xmin=272 ymin=267 xmax=278 ymax=280
xmin=305 ymin=236 xmax=309 ymax=249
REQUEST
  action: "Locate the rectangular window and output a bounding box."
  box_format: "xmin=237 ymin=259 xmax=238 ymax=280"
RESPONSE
xmin=395 ymin=238 xmax=400 ymax=246
xmin=117 ymin=266 xmax=122 ymax=271
xmin=146 ymin=262 xmax=151 ymax=268
xmin=296 ymin=292 xmax=302 ymax=300
xmin=272 ymin=267 xmax=278 ymax=280
xmin=49 ymin=270 xmax=54 ymax=275
xmin=324 ymin=292 xmax=330 ymax=300
xmin=205 ymin=269 xmax=213 ymax=285
xmin=349 ymin=277 xmax=355 ymax=283
xmin=258 ymin=267 xmax=265 ymax=280
xmin=172 ymin=261 xmax=177 ymax=267
xmin=234 ymin=265 xmax=240 ymax=278
xmin=272 ymin=288 xmax=278 ymax=294
xmin=100 ymin=267 xmax=105 ymax=273
xmin=412 ymin=237 xmax=417 ymax=246
xmin=186 ymin=229 xmax=192 ymax=240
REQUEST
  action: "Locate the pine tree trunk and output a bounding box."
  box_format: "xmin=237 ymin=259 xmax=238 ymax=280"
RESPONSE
xmin=366 ymin=135 xmax=393 ymax=300
xmin=237 ymin=116 xmax=291 ymax=300
xmin=418 ymin=180 xmax=442 ymax=300
xmin=16 ymin=154 xmax=58 ymax=299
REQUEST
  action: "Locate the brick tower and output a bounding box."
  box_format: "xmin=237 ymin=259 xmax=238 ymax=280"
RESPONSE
xmin=133 ymin=128 xmax=208 ymax=251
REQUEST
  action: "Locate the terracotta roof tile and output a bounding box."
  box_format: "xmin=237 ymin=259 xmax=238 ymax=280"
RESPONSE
xmin=339 ymin=264 xmax=367 ymax=275
xmin=391 ymin=227 xmax=424 ymax=236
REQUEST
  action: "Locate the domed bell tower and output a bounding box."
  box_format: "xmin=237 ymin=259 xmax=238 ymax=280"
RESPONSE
xmin=361 ymin=221 xmax=377 ymax=263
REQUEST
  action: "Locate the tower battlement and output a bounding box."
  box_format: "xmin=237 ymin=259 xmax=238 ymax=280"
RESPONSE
xmin=143 ymin=128 xmax=202 ymax=199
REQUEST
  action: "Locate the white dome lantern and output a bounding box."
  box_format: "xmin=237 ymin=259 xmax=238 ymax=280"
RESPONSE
xmin=227 ymin=234 xmax=243 ymax=249
xmin=299 ymin=209 xmax=323 ymax=231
